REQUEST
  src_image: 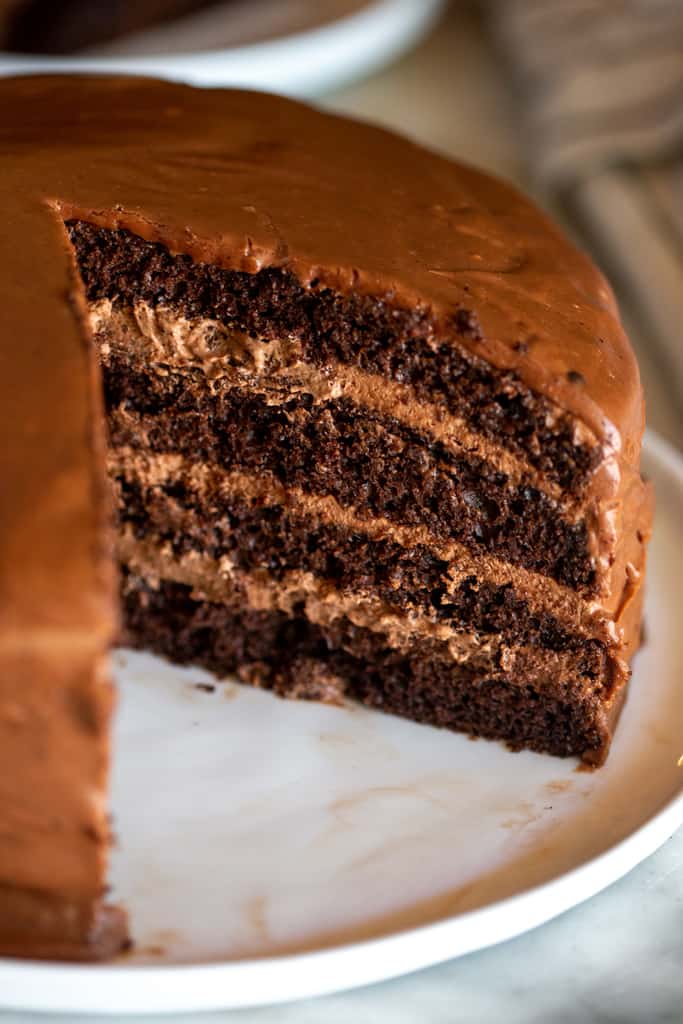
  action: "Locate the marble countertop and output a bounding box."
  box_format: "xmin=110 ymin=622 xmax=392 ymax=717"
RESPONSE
xmin=223 ymin=830 xmax=683 ymax=1024
xmin=2 ymin=6 xmax=681 ymax=1023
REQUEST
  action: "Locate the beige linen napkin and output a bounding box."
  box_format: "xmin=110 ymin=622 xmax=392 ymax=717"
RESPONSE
xmin=486 ymin=0 xmax=683 ymax=405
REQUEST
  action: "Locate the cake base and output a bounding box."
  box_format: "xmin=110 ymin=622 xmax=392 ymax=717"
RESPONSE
xmin=121 ymin=574 xmax=620 ymax=764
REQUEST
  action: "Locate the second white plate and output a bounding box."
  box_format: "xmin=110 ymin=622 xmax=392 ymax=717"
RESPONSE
xmin=0 ymin=0 xmax=447 ymax=97
xmin=1 ymin=430 xmax=682 ymax=1014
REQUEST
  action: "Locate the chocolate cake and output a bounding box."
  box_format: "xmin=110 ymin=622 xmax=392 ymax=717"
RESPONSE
xmin=0 ymin=75 xmax=652 ymax=961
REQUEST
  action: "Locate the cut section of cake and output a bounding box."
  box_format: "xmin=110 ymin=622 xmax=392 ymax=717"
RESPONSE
xmin=68 ymin=215 xmax=651 ymax=764
xmin=0 ymin=75 xmax=652 ymax=960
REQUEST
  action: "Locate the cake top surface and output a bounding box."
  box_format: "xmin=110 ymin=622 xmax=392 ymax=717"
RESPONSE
xmin=0 ymin=74 xmax=644 ymax=456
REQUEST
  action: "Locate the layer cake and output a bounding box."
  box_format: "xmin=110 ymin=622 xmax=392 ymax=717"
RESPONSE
xmin=0 ymin=75 xmax=652 ymax=960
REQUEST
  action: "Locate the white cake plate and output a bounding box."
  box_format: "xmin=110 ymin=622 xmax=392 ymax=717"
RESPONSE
xmin=1 ymin=430 xmax=682 ymax=1014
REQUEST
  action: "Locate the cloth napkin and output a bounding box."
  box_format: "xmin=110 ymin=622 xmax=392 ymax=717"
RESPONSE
xmin=486 ymin=0 xmax=683 ymax=406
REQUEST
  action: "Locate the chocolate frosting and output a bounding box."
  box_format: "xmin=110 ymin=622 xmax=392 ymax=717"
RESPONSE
xmin=0 ymin=74 xmax=650 ymax=958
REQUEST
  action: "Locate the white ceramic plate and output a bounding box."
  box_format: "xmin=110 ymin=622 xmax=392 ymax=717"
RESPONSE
xmin=1 ymin=430 xmax=682 ymax=1014
xmin=0 ymin=0 xmax=447 ymax=97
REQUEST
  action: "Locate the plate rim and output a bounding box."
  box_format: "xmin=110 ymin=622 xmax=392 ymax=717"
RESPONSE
xmin=1 ymin=427 xmax=681 ymax=1014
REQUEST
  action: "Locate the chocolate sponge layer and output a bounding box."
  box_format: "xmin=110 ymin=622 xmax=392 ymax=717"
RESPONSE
xmin=121 ymin=572 xmax=613 ymax=763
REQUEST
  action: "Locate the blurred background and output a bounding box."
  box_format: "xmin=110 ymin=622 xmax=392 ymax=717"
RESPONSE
xmin=1 ymin=0 xmax=680 ymax=448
